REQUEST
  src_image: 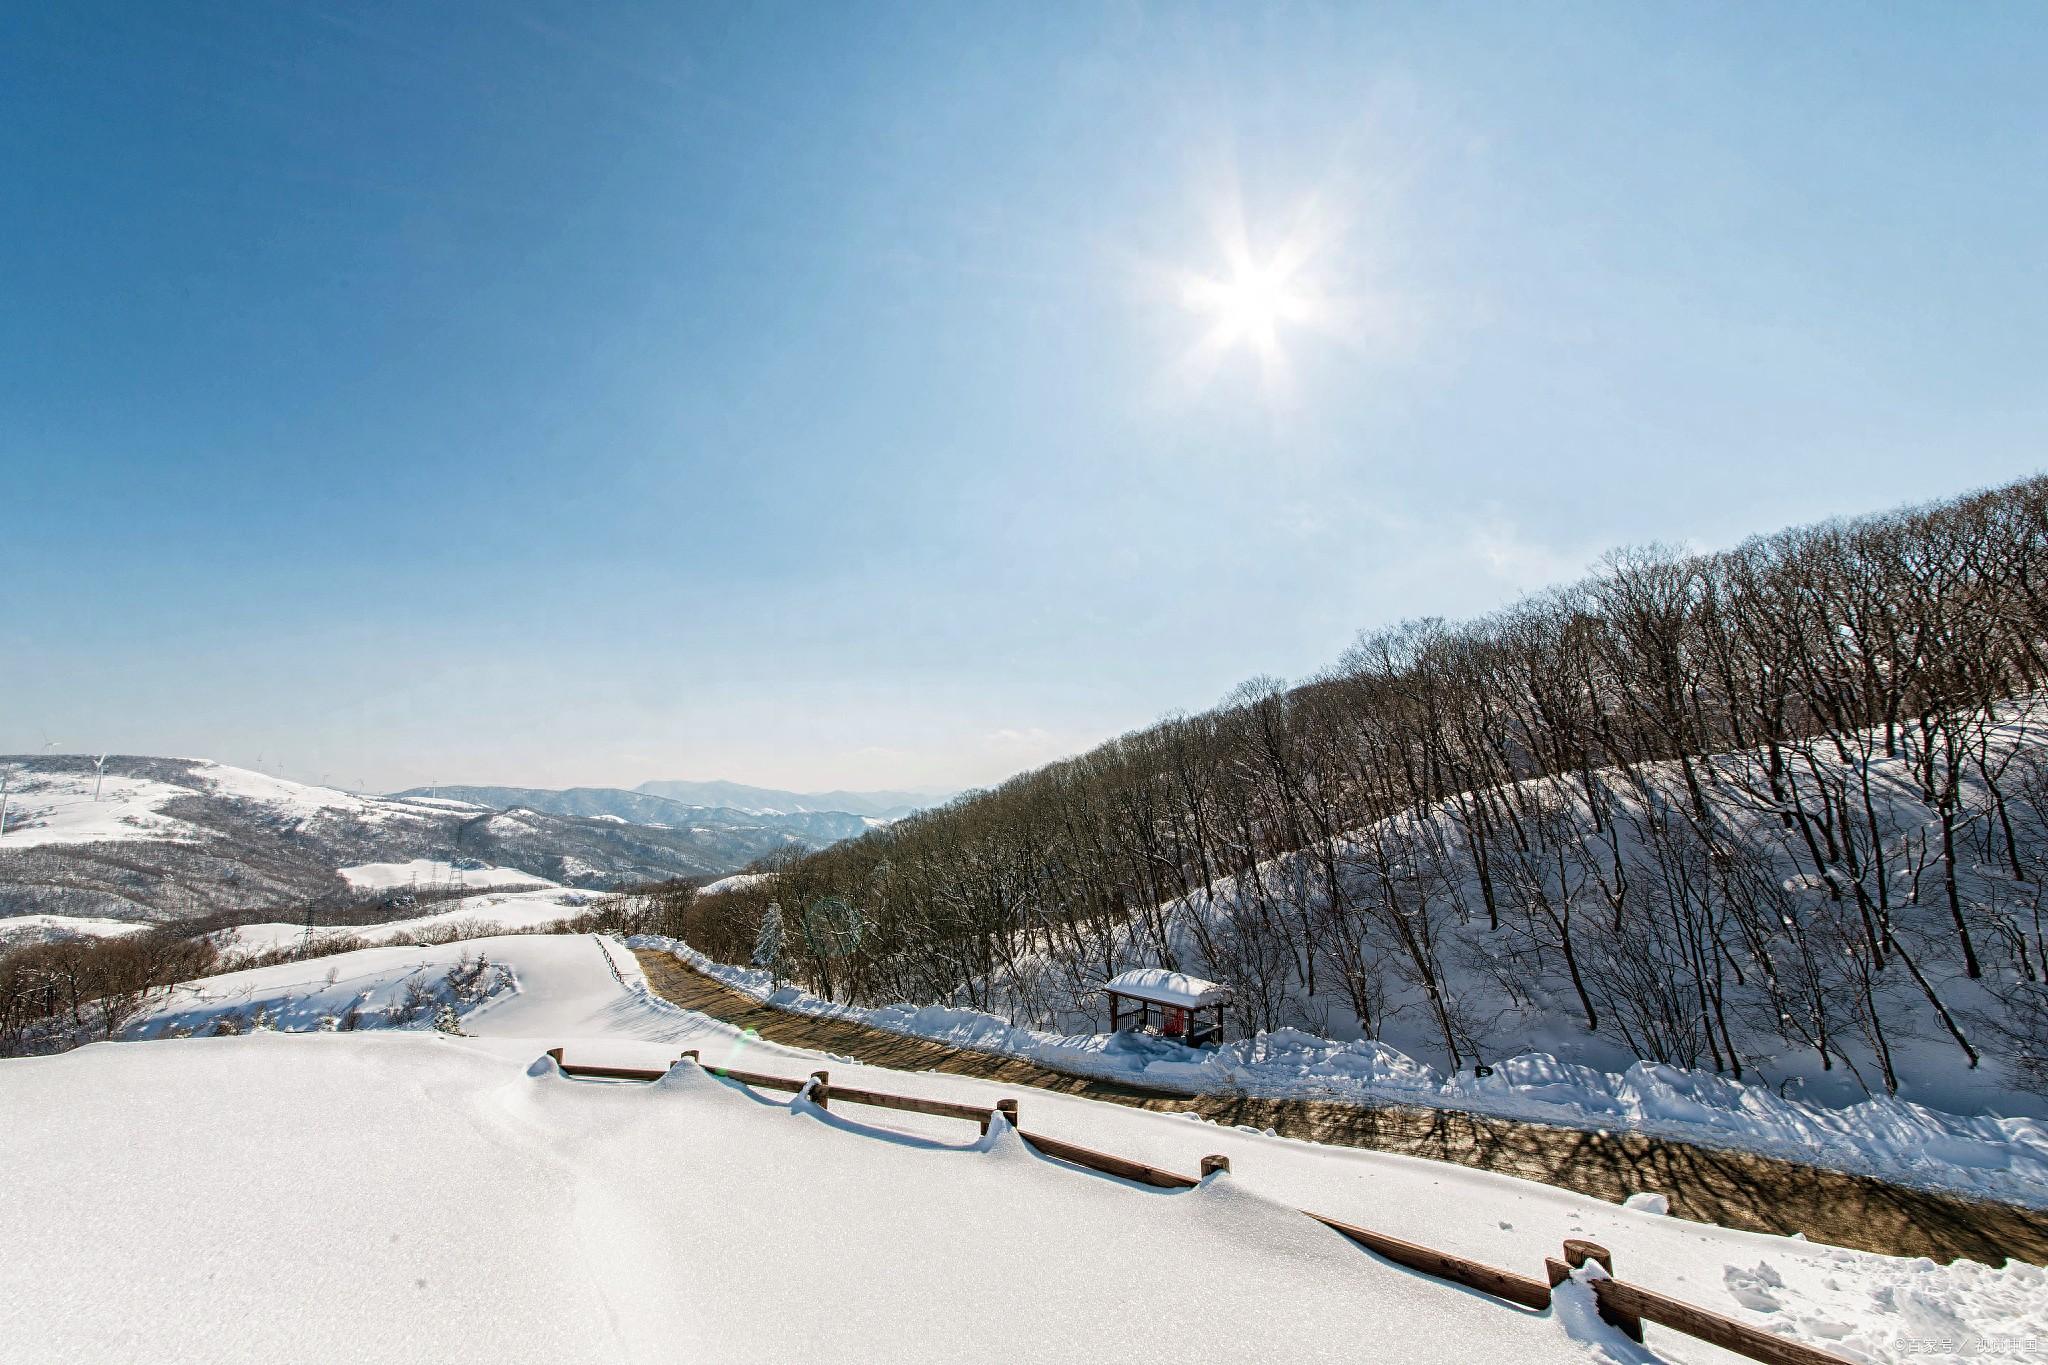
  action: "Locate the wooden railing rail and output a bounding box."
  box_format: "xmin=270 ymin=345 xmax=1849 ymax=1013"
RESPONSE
xmin=540 ymin=1047 xmax=1850 ymax=1365
xmin=1017 ymin=1130 xmax=1201 ymax=1190
xmin=1315 ymin=1212 xmax=1554 ymax=1311
xmin=828 ymin=1082 xmax=1001 ymax=1128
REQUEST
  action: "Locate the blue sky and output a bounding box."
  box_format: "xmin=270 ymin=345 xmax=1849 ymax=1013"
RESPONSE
xmin=5 ymin=3 xmax=2045 ymax=794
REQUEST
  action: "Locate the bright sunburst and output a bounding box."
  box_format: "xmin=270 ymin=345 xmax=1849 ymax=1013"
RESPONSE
xmin=1159 ymin=187 xmax=1353 ymax=400
xmin=1181 ymin=253 xmax=1314 ymax=358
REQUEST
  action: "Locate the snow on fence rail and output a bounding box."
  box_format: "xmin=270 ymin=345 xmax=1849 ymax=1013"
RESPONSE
xmin=544 ymin=1047 xmax=1853 ymax=1365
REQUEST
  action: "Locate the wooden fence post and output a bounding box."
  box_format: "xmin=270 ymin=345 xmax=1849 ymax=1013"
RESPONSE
xmin=1201 ymin=1154 xmax=1231 ymax=1178
xmin=679 ymin=1050 xmax=699 ymax=1063
xmin=986 ymin=1098 xmax=1019 ymax=1135
xmin=810 ymin=1069 xmax=831 ymax=1110
xmin=1546 ymin=1241 xmax=1643 ymax=1343
xmin=546 ymin=1047 xmax=564 ymax=1069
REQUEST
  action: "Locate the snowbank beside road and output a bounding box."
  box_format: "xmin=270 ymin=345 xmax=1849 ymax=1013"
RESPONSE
xmin=635 ymin=936 xmax=2048 ymax=1211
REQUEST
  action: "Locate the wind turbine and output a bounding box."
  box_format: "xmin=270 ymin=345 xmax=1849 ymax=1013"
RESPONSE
xmin=92 ymin=753 xmax=111 ymax=801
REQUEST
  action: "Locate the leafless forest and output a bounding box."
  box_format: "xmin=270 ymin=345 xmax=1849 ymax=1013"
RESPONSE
xmin=676 ymin=476 xmax=2048 ymax=1097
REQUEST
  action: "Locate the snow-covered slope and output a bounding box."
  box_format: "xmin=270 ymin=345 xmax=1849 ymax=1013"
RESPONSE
xmin=0 ymin=913 xmax=151 ymax=951
xmin=36 ymin=933 xmax=2032 ymax=1364
xmin=339 ymin=858 xmax=558 ymax=892
xmin=904 ymin=702 xmax=2048 ymax=1126
xmin=209 ymin=886 xmax=599 ymax=957
xmin=0 ymin=757 xmax=434 ymax=851
xmin=698 ymin=871 xmax=774 ymax=896
xmin=654 ymin=936 xmax=2048 ymax=1211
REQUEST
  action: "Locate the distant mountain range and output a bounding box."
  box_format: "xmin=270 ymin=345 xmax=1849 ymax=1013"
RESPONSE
xmin=0 ymin=758 xmax=893 ymax=931
xmin=630 ymin=779 xmax=944 ymax=821
xmin=386 ymin=785 xmax=888 ymax=845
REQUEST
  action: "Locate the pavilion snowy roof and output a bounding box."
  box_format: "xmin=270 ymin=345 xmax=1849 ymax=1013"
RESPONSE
xmin=1102 ymin=967 xmax=1231 ymax=1009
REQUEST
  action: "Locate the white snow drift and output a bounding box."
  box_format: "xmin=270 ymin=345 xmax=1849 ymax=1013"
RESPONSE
xmin=1 ymin=933 xmax=2016 ymax=1364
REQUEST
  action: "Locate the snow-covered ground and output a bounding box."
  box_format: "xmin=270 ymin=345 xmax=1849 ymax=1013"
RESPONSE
xmin=209 ymin=887 xmax=599 ymax=957
xmin=0 ymin=761 xmax=450 ymax=851
xmin=0 ymin=912 xmax=152 ymax=947
xmin=4 ymin=933 xmax=2013 ymax=1363
xmin=16 ymin=1031 xmax=1636 ymax=1365
xmin=653 ymin=937 xmax=2048 ymax=1213
xmin=698 ymin=871 xmax=774 ymax=896
xmin=338 ymin=857 xmax=557 ymax=892
xmin=0 ymin=771 xmax=211 ymax=849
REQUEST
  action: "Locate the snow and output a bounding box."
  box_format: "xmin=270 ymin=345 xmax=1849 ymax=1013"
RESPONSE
xmin=134 ymin=940 xmax=518 ymax=1036
xmin=1104 ymin=702 xmax=2048 ymax=1123
xmin=196 ymin=762 xmax=373 ymax=817
xmin=1105 ymin=966 xmax=1231 ymax=1009
xmin=386 ymin=794 xmax=491 ymax=812
xmin=208 ymin=921 xmax=330 ymax=955
xmin=209 ymin=888 xmax=597 ymax=957
xmin=338 ymin=858 xmax=555 ymax=891
xmin=0 ymin=913 xmax=152 ymax=945
xmin=0 ymin=771 xmax=207 ymax=848
xmin=645 ymin=938 xmax=2048 ymax=1211
xmin=2 ymin=1031 xmax=1624 ymax=1364
xmin=41 ymin=932 xmax=2036 ymax=1364
xmin=0 ymin=760 xmax=455 ymax=851
xmin=699 ymin=871 xmax=772 ymax=895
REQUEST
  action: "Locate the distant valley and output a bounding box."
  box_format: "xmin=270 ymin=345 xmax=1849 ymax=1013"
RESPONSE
xmin=0 ymin=758 xmax=923 ymax=938
xmin=628 ymin=779 xmax=943 ymax=821
xmin=386 ymin=784 xmax=894 ymax=846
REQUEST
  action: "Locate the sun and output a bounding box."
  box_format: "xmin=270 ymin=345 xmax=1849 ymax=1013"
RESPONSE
xmin=1148 ymin=178 xmax=1360 ymax=400
xmin=1182 ymin=255 xmax=1313 ymax=356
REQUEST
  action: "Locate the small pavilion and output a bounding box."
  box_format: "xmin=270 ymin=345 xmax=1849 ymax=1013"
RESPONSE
xmin=1102 ymin=967 xmax=1231 ymax=1048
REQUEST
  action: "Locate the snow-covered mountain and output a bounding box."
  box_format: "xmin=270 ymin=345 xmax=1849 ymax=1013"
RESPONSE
xmin=0 ymin=756 xmax=826 ymax=927
xmin=632 ymin=778 xmax=943 ymax=820
xmin=388 ymin=784 xmax=882 ymax=846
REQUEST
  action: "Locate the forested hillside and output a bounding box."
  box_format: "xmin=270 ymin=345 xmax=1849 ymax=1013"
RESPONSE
xmin=678 ymin=477 xmax=2048 ymax=1106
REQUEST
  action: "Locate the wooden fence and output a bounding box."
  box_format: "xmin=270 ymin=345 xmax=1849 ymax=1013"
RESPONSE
xmin=544 ymin=1048 xmax=1851 ymax=1365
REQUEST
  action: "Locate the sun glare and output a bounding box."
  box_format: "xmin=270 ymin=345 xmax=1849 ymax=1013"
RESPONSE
xmin=1144 ymin=173 xmax=1365 ymax=401
xmin=1183 ymin=257 xmax=1313 ymax=355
